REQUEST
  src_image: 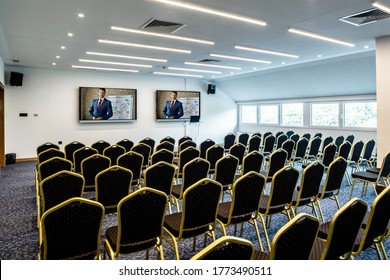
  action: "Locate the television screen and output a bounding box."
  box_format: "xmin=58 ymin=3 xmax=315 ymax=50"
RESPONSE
xmin=156 ymin=90 xmax=200 ymax=122
xmin=79 ymin=87 xmax=137 ymax=123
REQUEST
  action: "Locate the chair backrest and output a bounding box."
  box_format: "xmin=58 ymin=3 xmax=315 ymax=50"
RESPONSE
xmin=378 ymin=152 xmax=390 ymax=179
xmin=179 ymin=178 xmax=222 ymax=239
xmin=224 ymin=133 xmax=236 ymax=151
xmin=40 ymin=170 xmax=85 ymax=214
xmin=262 ymin=132 xmax=273 ymax=145
xmin=38 ymin=148 xmax=65 ymax=165
xmin=294 ymin=137 xmax=309 ymax=158
xmin=181 ymin=157 xmax=210 ymax=194
xmin=286 ymin=130 xmax=294 ymax=138
xmin=349 ymin=140 xmax=364 ymax=162
xmin=289 ymin=134 xmax=300 ymax=147
xmin=263 ymin=134 xmax=276 ymax=154
xmin=319 ymin=198 xmax=367 ymax=260
xmin=267 ymin=148 xmax=288 ymax=179
xmin=103 ymin=145 xmax=126 ymax=166
xmin=38 ymin=157 xmax=73 ymax=182
xmin=114 ymin=188 xmax=168 ymax=256
xmin=270 ymin=213 xmax=320 ymax=260
xmin=81 ymin=154 xmax=111 ymax=186
xmin=37 ymin=142 xmax=60 ymax=156
xmin=214 ymin=155 xmax=239 ymax=186
xmin=91 ymin=140 xmax=111 ymax=155
xmin=276 ymin=134 xmax=288 ymax=149
xmin=275 ymin=131 xmax=284 ymax=139
xmin=144 ymin=162 xmax=176 ymax=196
xmin=178 ymin=136 xmax=193 ymax=147
xmin=139 ymin=137 xmax=156 ymax=152
xmin=150 ymin=148 xmax=174 ymax=165
xmin=302 ymin=133 xmax=311 ymax=141
xmin=200 ymin=139 xmax=216 ymax=159
xmin=191 ymin=236 xmax=254 ymax=260
xmin=160 ymin=136 xmax=175 ymax=145
xmin=155 ymin=141 xmax=175 ymax=153
xmin=321 ymin=136 xmax=333 ymax=153
xmin=345 ymin=134 xmax=355 ymax=145
xmin=116 ymin=139 xmax=134 ymax=152
xmin=314 ymin=132 xmax=323 ymax=139
xmin=320 ymin=157 xmax=348 ymax=196
xmin=361 ymin=139 xmax=376 ymax=161
xmin=338 ymin=141 xmax=352 ymax=161
xmin=64 ymin=141 xmax=85 ymax=162
xmin=241 ymin=151 xmax=264 ymax=175
xmin=307 ymin=137 xmax=322 ymax=157
xmin=178 ymin=140 xmax=197 ymax=154
xmin=73 ymin=146 xmax=98 ymax=173
xmin=238 ymin=133 xmax=250 ymax=147
xmin=117 ymin=151 xmax=144 ymax=184
xmin=95 ymin=166 xmax=133 ymax=213
xmin=281 ymin=139 xmax=295 ymax=162
xmin=229 ymin=143 xmax=246 ymax=165
xmin=206 ymin=144 xmax=225 ymax=171
xmin=322 ymin=143 xmax=337 ymax=167
xmin=334 ymin=135 xmax=345 ymax=150
xmin=247 ymin=135 xmax=261 ymax=153
xmin=177 ymin=146 xmax=200 ymax=175
xmin=296 ymin=161 xmax=325 ymax=202
xmin=40 ymin=197 xmax=104 ymax=260
xmin=131 ymin=143 xmax=151 ymax=167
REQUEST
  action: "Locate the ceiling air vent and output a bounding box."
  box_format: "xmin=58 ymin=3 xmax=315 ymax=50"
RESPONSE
xmin=140 ymin=18 xmax=186 ymax=33
xmin=339 ymin=8 xmax=390 ymax=26
xmin=198 ymin=59 xmax=221 ymax=63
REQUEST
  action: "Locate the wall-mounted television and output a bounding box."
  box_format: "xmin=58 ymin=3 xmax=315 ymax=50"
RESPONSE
xmin=156 ymin=90 xmax=200 ymax=122
xmin=79 ymin=87 xmax=137 ymax=123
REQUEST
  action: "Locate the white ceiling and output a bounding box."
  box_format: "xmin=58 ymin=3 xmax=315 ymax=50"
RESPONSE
xmin=0 ymin=0 xmax=389 ymax=81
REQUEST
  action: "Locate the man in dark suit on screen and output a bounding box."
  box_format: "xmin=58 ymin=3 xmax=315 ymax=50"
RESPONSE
xmin=163 ymin=91 xmax=184 ymax=119
xmin=89 ymin=88 xmax=113 ymax=120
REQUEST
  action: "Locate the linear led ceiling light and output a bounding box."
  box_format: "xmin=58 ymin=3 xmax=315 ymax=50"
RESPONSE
xmin=288 ymin=28 xmax=355 ymax=47
xmin=167 ymin=67 xmax=221 ymax=74
xmin=373 ymin=2 xmax=390 ymax=13
xmin=153 ymin=0 xmax=266 ymax=26
xmin=184 ymin=62 xmax=241 ymax=70
xmin=235 ymin=45 xmax=299 ymax=58
xmin=153 ymin=71 xmax=203 ymax=78
xmin=98 ymin=39 xmax=191 ymax=53
xmin=111 ymin=26 xmax=214 ymax=45
xmin=72 ymin=65 xmax=139 ymax=73
xmin=79 ymin=59 xmax=152 ymax=68
xmin=210 ymin=53 xmax=271 ymax=64
xmin=86 ymin=51 xmax=167 ymax=62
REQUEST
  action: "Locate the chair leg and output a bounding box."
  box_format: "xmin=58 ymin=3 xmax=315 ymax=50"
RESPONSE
xmin=250 ymin=218 xmax=264 ymax=252
xmin=350 ymin=180 xmax=357 ymax=200
xmin=258 ymin=215 xmax=271 ymax=252
xmin=315 ymin=200 xmax=325 ymax=224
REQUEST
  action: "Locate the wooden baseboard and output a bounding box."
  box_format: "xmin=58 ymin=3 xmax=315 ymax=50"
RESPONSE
xmin=16 ymin=157 xmax=37 ymax=163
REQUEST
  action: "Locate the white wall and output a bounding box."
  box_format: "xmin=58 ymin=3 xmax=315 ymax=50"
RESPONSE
xmin=0 ymin=56 xmax=4 ymax=85
xmin=4 ymin=67 xmax=237 ymax=159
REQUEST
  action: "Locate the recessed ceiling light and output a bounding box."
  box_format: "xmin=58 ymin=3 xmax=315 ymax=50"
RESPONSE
xmin=60 ymin=46 xmax=66 ymax=49
xmin=364 ymin=45 xmax=369 ymax=49
xmin=282 ymin=62 xmax=286 ymax=65
xmin=253 ymin=67 xmax=257 ymax=70
xmin=153 ymin=0 xmax=266 ymax=26
xmin=230 ymin=72 xmax=234 ymax=74
xmin=52 ymin=62 xmax=56 ymax=66
xmin=86 ymin=51 xmax=167 ymax=62
xmin=78 ymin=59 xmax=152 ymax=68
xmin=153 ymin=71 xmax=203 ymax=78
xmin=317 ymin=54 xmax=322 ymax=58
xmin=235 ymin=45 xmax=299 ymax=58
xmin=72 ymin=65 xmax=139 ymax=73
xmin=288 ymin=28 xmax=355 ymax=47
xmin=184 ymin=62 xmax=241 ymax=70
xmin=167 ymin=67 xmax=221 ymax=74
xmin=111 ymin=26 xmax=214 ymax=45
xmin=78 ymin=13 xmax=85 ymax=18
xmin=56 ymin=56 xmax=60 ymax=59
xmin=98 ymin=39 xmax=191 ymax=53
xmin=373 ymin=2 xmax=390 ymax=14
xmin=210 ymin=53 xmax=271 ymax=64
xmin=67 ymin=33 xmax=73 ymax=37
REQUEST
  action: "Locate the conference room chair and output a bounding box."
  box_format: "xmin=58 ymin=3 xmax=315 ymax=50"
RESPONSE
xmin=357 ymin=139 xmax=376 ymax=170
xmin=36 ymin=142 xmax=60 ymax=156
xmin=163 ymin=178 xmax=222 ymax=260
xmin=191 ymin=236 xmax=254 ymax=260
xmin=117 ymin=151 xmax=144 ymax=190
xmin=351 ymin=186 xmax=390 ymax=260
xmin=131 ymin=143 xmax=152 ymax=170
xmin=37 ymin=148 xmax=65 ymax=166
xmin=303 ymin=136 xmax=322 ymax=163
xmin=257 ymin=165 xmax=300 ymax=251
xmin=176 ymin=139 xmax=197 ymax=160
xmin=247 ymin=135 xmax=261 ymax=153
xmin=275 ymin=134 xmax=288 ymax=150
xmin=216 ymin=171 xmax=267 ymax=252
xmin=275 ymin=131 xmax=284 ymax=139
xmin=262 ymin=134 xmax=276 ymax=156
xmin=155 ymin=141 xmax=175 ymax=153
xmin=252 ymin=132 xmax=262 ymax=138
xmin=72 ymin=146 xmax=98 ymax=173
xmin=103 ymin=188 xmax=168 ymax=260
xmin=289 ymin=133 xmax=300 ymax=148
xmin=261 ymin=131 xmax=273 ymax=150
xmin=39 ymin=197 xmax=104 ymax=260
xmin=337 ymin=140 xmax=352 ymax=161
xmin=281 ymin=139 xmax=295 ymax=165
xmin=345 ymin=140 xmax=364 ymax=185
xmin=80 ymin=154 xmax=111 ymax=192
xmin=235 ymin=150 xmax=264 ymax=181
xmin=199 ymin=138 xmax=216 ymax=159
xmin=317 ymin=136 xmax=333 ymax=159
xmin=285 ymin=130 xmax=294 ymax=138
xmin=303 ymin=142 xmax=337 ymax=171
xmin=310 ymin=198 xmax=367 ymax=260
xmin=159 ymin=135 xmax=175 ymax=146
xmin=302 ymin=132 xmax=311 ymax=141
xmin=315 ymin=157 xmax=348 ymax=223
xmin=238 ymin=132 xmax=250 ymax=147
xmin=253 ymin=213 xmax=320 ymax=260
xmin=103 ymin=145 xmax=126 ymax=167
xmin=116 ymin=138 xmax=134 ymax=152
xmin=94 ymin=165 xmax=133 ymax=214
xmin=334 ymin=135 xmax=345 ymax=151
xmin=149 ymin=148 xmax=175 ymax=166
xmin=205 ymin=144 xmax=225 ymax=175
xmin=64 ymin=141 xmax=85 ymax=162
xmin=290 ymin=137 xmax=309 ymax=166
xmin=174 ymin=146 xmax=200 ymax=182
xmin=143 ymin=162 xmax=176 ymax=214
xmin=345 ymin=133 xmax=355 ymax=146
xmin=223 ymin=133 xmax=236 ymax=153
xmin=177 ymin=135 xmax=192 ymax=148
xmin=261 ymin=148 xmax=288 ymax=183
xmin=171 ymin=157 xmax=210 ymax=212
xmin=313 ymin=131 xmax=323 ymax=139
xmin=350 ymin=151 xmax=390 ymax=200
xmin=213 ymin=154 xmax=239 ymax=201
xmin=139 ymin=137 xmax=156 ymax=154
xmin=228 ymin=142 xmax=246 ymax=167
xmin=91 ymin=140 xmax=111 ymax=155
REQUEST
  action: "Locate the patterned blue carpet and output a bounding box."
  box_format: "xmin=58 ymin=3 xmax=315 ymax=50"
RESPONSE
xmin=0 ymin=161 xmax=388 ymax=260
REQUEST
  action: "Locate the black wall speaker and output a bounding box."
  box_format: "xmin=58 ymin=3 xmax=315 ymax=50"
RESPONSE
xmin=207 ymin=84 xmax=216 ymax=94
xmin=10 ymin=71 xmax=23 ymax=86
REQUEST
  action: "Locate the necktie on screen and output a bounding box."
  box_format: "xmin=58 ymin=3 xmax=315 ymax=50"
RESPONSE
xmin=170 ymin=101 xmax=174 ymax=110
xmin=98 ymin=99 xmax=102 ymax=110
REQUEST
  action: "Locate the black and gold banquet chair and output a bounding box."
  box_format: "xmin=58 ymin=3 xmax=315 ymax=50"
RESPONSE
xmin=281 ymin=139 xmax=295 ymax=165
xmin=72 ymin=146 xmax=98 ymax=173
xmin=303 ymin=136 xmax=322 ymax=163
xmin=37 ymin=148 xmax=65 ymax=166
xmin=238 ymin=132 xmax=250 ymax=147
xmin=346 ymin=140 xmax=364 ymax=185
xmin=64 ymin=141 xmax=85 ymax=162
xmin=310 ymin=198 xmax=367 ymax=260
xmin=285 ymin=130 xmax=294 ymax=138
xmin=117 ymin=151 xmax=144 ymax=189
xmin=317 ymin=136 xmax=333 ymax=160
xmin=216 ymin=171 xmax=267 ymax=252
xmin=175 ymin=139 xmax=197 ymax=160
xmin=199 ymin=138 xmax=216 ymax=159
xmin=116 ymin=138 xmax=134 ymax=152
xmin=178 ymin=135 xmax=192 ymax=148
xmin=149 ymin=148 xmax=175 ymax=165
xmin=228 ymin=142 xmax=246 ymax=167
xmin=155 ymin=141 xmax=175 ymax=153
xmin=131 ymin=143 xmax=152 ymax=170
xmin=91 ymin=140 xmax=111 ymax=155
xmin=262 ymin=134 xmax=276 ymax=157
xmin=103 ymin=188 xmax=168 ymax=260
xmin=357 ymin=138 xmax=376 ymax=170
xmin=290 ymin=137 xmax=309 ymax=166
xmin=163 ymin=178 xmax=222 ymax=260
xmin=139 ymin=137 xmax=156 ymax=154
xmin=345 ymin=133 xmax=355 ymax=146
xmin=275 ymin=134 xmax=288 ymax=150
xmin=213 ymin=154 xmax=239 ymax=201
xmin=247 ymin=135 xmax=261 ymax=153
xmin=36 ymin=142 xmax=60 ymax=156
xmin=191 ymin=236 xmax=254 ymax=260
xmin=80 ymin=154 xmax=111 ymax=192
xmin=103 ymin=145 xmax=126 ymax=167
xmin=206 ymin=144 xmax=225 ymax=175
xmin=223 ymin=133 xmax=236 ymax=153
xmin=337 ymin=140 xmax=352 ymax=161
xmin=235 ymin=150 xmax=264 ymax=181
xmin=261 ymin=148 xmax=288 ymax=183
xmin=174 ymin=146 xmax=200 ymax=181
xmin=334 ymin=134 xmax=345 ymax=151
xmin=39 ymin=197 xmax=104 ymax=260
xmin=160 ymin=136 xmax=176 ymax=146
xmin=253 ymin=213 xmax=320 ymax=260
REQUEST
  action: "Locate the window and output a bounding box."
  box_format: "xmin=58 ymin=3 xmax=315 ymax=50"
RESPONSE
xmin=344 ymin=101 xmax=376 ymax=128
xmin=260 ymin=105 xmax=278 ymax=124
xmin=282 ymin=103 xmax=303 ymax=126
xmin=241 ymin=105 xmax=257 ymax=123
xmin=311 ymin=103 xmax=339 ymax=126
